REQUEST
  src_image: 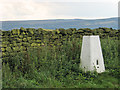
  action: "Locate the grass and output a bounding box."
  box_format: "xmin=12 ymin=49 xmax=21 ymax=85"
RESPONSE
xmin=2 ymin=36 xmax=119 ymax=88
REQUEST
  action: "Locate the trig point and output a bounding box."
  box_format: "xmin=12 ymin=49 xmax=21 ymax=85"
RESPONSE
xmin=80 ymin=35 xmax=105 ymax=73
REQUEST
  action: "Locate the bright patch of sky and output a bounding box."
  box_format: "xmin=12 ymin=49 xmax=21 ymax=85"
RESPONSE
xmin=0 ymin=0 xmax=119 ymax=21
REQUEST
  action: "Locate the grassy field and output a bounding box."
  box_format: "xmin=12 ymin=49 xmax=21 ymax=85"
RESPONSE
xmin=2 ymin=34 xmax=119 ymax=88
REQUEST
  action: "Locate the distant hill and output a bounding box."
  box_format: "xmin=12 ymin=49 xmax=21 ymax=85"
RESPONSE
xmin=1 ymin=17 xmax=118 ymax=31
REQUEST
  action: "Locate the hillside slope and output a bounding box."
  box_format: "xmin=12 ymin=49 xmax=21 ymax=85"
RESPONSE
xmin=1 ymin=17 xmax=118 ymax=30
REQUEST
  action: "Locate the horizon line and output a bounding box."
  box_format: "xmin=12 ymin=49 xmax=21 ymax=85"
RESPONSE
xmin=0 ymin=17 xmax=118 ymax=22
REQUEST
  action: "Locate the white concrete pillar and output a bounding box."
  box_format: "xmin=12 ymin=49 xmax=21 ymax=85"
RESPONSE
xmin=80 ymin=35 xmax=105 ymax=73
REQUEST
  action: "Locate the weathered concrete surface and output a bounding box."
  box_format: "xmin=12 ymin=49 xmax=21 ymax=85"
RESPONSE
xmin=80 ymin=35 xmax=105 ymax=73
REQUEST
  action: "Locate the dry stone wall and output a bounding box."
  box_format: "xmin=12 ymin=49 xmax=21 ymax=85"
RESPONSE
xmin=0 ymin=27 xmax=118 ymax=60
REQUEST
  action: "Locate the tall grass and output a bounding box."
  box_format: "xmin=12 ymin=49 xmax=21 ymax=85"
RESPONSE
xmin=2 ymin=37 xmax=119 ymax=88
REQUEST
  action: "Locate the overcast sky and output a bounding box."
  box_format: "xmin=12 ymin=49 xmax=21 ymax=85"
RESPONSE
xmin=0 ymin=0 xmax=119 ymax=21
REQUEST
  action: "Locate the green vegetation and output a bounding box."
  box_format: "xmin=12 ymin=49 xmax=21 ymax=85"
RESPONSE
xmin=0 ymin=27 xmax=119 ymax=88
